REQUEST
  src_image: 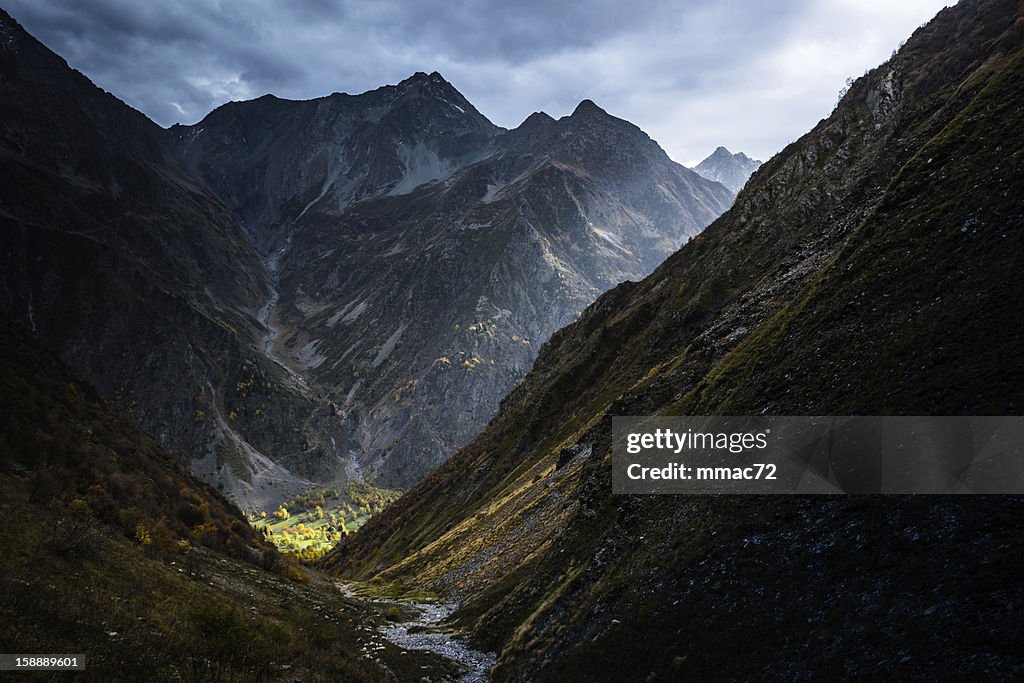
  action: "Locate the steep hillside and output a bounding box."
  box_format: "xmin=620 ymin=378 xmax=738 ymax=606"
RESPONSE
xmin=0 ymin=8 xmax=348 ymax=511
xmin=2 ymin=5 xmax=732 ymax=505
xmin=0 ymin=315 xmax=465 ymax=680
xmin=0 ymin=317 xmax=267 ymax=564
xmin=327 ymin=1 xmax=1024 ymax=679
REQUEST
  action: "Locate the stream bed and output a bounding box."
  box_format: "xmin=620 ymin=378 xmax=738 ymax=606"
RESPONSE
xmin=340 ymin=584 xmax=496 ymax=682
xmin=378 ymin=601 xmax=496 ymax=682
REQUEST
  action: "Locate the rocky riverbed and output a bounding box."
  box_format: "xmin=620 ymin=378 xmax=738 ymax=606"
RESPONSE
xmin=339 ymin=584 xmax=496 ymax=681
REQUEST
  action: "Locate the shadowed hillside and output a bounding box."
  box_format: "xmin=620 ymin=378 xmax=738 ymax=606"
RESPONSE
xmin=0 ymin=316 xmax=462 ymax=680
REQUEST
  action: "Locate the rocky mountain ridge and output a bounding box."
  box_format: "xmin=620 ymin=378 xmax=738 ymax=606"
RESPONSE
xmin=0 ymin=7 xmax=733 ymax=503
xmin=155 ymin=68 xmax=736 ymax=489
xmin=255 ymin=91 xmax=732 ymax=486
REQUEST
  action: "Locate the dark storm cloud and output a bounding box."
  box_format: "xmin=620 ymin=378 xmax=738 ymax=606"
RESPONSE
xmin=4 ymin=0 xmax=949 ymax=164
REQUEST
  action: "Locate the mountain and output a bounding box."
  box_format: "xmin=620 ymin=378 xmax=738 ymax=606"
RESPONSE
xmin=0 ymin=316 xmax=269 ymax=565
xmin=0 ymin=8 xmax=353 ymax=512
xmin=0 ymin=9 xmax=732 ymax=502
xmin=168 ymin=76 xmax=732 ymax=488
xmin=326 ymin=0 xmax=1024 ymax=679
xmin=216 ymin=92 xmax=731 ymax=488
xmin=166 ymin=71 xmax=501 ymax=256
xmin=692 ymin=145 xmax=762 ymax=192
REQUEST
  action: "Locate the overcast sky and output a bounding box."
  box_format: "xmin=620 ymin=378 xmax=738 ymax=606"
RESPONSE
xmin=6 ymin=0 xmax=950 ymax=165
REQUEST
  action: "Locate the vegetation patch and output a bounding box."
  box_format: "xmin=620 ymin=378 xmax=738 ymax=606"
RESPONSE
xmin=254 ymin=482 xmax=401 ymax=561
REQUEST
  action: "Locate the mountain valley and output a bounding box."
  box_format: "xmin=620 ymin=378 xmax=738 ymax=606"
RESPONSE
xmin=325 ymin=1 xmax=1024 ymax=679
xmin=1 ymin=0 xmax=1022 ymax=680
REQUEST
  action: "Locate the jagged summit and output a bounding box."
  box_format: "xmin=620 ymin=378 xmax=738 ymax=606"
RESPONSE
xmin=571 ymin=98 xmax=606 ymax=116
xmin=693 ymin=145 xmax=762 ymax=193
xmin=708 ymin=145 xmax=756 ymax=164
xmin=522 ymin=110 xmax=556 ymax=124
xmin=402 ymin=70 xmax=447 ymax=83
xmin=194 ymin=70 xmax=488 ymax=129
xmin=396 ymin=70 xmax=462 ymax=96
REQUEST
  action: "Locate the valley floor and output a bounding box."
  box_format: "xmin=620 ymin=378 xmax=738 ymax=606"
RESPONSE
xmin=0 ymin=475 xmax=464 ymax=682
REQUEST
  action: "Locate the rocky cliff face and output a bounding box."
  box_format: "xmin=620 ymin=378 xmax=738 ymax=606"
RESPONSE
xmin=327 ymin=1 xmax=1024 ymax=679
xmin=167 ymin=72 xmax=501 ymax=256
xmin=692 ymin=145 xmax=762 ymax=193
xmin=167 ymin=76 xmax=733 ymax=488
xmin=0 ymin=9 xmax=732 ymax=502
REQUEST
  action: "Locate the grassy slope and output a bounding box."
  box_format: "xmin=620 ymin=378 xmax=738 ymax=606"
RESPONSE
xmin=330 ymin=0 xmax=1021 ymax=580
xmin=672 ymin=45 xmax=1024 ymax=416
xmin=327 ymin=1 xmax=1024 ymax=680
xmin=499 ymin=46 xmax=1024 ymax=683
xmin=0 ymin=317 xmax=456 ymax=681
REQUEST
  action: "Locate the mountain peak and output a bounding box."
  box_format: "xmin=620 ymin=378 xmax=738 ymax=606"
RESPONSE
xmin=394 ymin=70 xmax=476 ymax=111
xmin=384 ymin=70 xmax=498 ymax=131
xmin=693 ymin=146 xmax=762 ymax=193
xmin=522 ymin=111 xmax=556 ymax=126
xmin=572 ymin=98 xmax=607 ymax=117
xmin=400 ymin=70 xmax=451 ymax=87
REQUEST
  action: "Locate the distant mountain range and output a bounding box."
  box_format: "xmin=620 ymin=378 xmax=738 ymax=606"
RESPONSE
xmin=0 ymin=7 xmax=733 ymax=507
xmin=692 ymin=146 xmax=762 ymax=192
